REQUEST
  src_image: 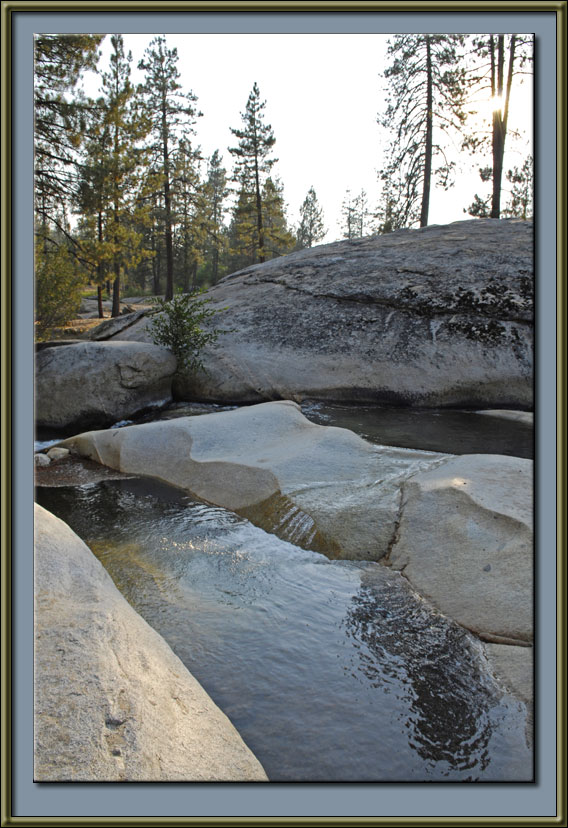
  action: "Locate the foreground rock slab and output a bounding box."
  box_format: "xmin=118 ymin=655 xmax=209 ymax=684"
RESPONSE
xmin=36 ymin=341 xmax=177 ymax=431
xmin=34 ymin=504 xmax=268 ymax=781
xmin=102 ymin=219 xmax=533 ymax=408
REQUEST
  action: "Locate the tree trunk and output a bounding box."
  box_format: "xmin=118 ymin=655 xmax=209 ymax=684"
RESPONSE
xmin=420 ymin=35 xmax=433 ymax=228
xmin=490 ymin=34 xmax=516 ymax=219
xmin=97 ymin=211 xmax=104 ymax=317
xmin=212 ymin=244 xmax=219 ymax=285
xmin=111 ymin=270 xmax=120 ymax=317
xmin=491 ymin=112 xmax=504 ymax=218
xmin=182 ymin=244 xmax=190 ymax=293
xmin=162 ymin=99 xmax=174 ymax=301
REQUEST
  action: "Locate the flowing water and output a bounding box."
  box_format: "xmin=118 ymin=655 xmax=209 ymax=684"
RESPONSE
xmin=36 ymin=471 xmax=532 ymax=782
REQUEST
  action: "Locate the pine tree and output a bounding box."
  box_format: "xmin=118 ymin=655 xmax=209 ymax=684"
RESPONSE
xmin=353 ymin=189 xmax=370 ymax=237
xmin=74 ymin=100 xmax=114 ymax=316
xmin=34 ymin=34 xmax=105 ymax=228
xmin=99 ymin=34 xmax=151 ymax=316
xmin=378 ymin=35 xmax=467 ymax=228
xmin=296 ymin=186 xmax=326 ymax=248
xmin=138 ymin=36 xmax=201 ymax=300
xmin=171 ymin=137 xmax=207 ymax=293
xmin=260 ymin=177 xmax=295 ymax=259
xmin=374 ymin=172 xmax=412 ymax=234
xmin=341 ymin=190 xmax=356 ymax=240
xmin=464 ymin=35 xmax=533 ymax=219
xmin=341 ymin=189 xmax=370 ymax=239
xmin=202 ymin=150 xmax=229 ymax=284
xmin=502 ymin=156 xmax=533 ymax=219
xmin=227 ymin=184 xmax=258 ymax=272
xmin=229 ymin=83 xmax=277 ymax=264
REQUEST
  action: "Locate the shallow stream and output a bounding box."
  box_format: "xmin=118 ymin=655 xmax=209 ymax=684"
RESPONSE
xmin=36 ymin=466 xmax=532 ymax=782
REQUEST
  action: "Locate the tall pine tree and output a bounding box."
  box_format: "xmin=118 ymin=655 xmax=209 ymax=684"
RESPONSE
xmin=464 ymin=34 xmax=533 ymax=219
xmin=378 ymin=34 xmax=467 ymax=228
xmin=34 ymin=34 xmax=104 ymax=231
xmin=138 ymin=36 xmax=201 ymax=300
xmin=229 ymin=83 xmax=277 ymax=264
xmin=202 ymin=150 xmax=229 ymax=284
xmin=99 ymin=35 xmax=151 ymax=316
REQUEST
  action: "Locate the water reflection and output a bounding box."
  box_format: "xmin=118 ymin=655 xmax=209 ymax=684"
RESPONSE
xmin=301 ymin=401 xmax=533 ymax=459
xmin=344 ymin=570 xmax=496 ymax=774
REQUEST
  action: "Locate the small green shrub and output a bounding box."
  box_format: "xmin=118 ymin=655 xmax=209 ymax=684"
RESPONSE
xmin=149 ymin=291 xmax=228 ymax=375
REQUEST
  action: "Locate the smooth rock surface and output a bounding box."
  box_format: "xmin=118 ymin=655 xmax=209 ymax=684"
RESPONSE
xmin=388 ymin=453 xmax=533 ymax=645
xmin=100 ymin=219 xmax=533 ymax=408
xmin=36 ymin=341 xmax=177 ymax=431
xmin=61 ymin=401 xmax=448 ymax=560
xmin=34 ymin=504 xmax=268 ymax=781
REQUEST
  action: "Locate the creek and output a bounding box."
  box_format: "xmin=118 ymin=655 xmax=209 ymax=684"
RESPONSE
xmin=36 ymin=403 xmax=533 ymax=780
xmin=35 ymin=399 xmax=533 ymax=781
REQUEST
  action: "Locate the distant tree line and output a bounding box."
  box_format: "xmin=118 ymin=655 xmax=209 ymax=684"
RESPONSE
xmin=34 ymin=32 xmax=533 ymax=337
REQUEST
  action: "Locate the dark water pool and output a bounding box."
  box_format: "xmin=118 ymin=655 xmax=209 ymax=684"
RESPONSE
xmin=36 ymin=474 xmax=532 ymax=782
xmin=300 ymin=402 xmax=533 ymax=459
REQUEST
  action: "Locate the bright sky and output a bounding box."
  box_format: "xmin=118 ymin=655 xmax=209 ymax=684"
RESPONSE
xmin=80 ymin=33 xmax=533 ymax=243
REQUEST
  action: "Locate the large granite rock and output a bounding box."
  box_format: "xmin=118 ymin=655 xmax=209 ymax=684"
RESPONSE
xmin=388 ymin=454 xmax=533 ymax=646
xmin=35 ymin=341 xmax=177 ymax=431
xmin=60 ymin=401 xmax=533 ymax=657
xmin=34 ymin=504 xmax=268 ymax=781
xmin=101 ymin=219 xmax=533 ymax=408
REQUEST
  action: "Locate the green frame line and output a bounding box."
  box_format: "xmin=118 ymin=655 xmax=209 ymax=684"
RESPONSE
xmin=0 ymin=1 xmax=565 ymax=826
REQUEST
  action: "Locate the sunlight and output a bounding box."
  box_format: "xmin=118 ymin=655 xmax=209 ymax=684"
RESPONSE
xmin=490 ymin=94 xmax=505 ymax=114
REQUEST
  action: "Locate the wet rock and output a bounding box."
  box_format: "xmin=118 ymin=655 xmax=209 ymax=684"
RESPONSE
xmin=484 ymin=642 xmax=533 ymax=722
xmin=35 ymin=453 xmax=51 ymax=467
xmin=46 ymin=447 xmax=70 ymax=462
xmin=35 ymin=341 xmax=177 ymax=431
xmin=98 ymin=219 xmax=533 ymax=408
xmin=34 ymin=503 xmax=268 ymax=781
xmin=388 ymin=453 xmax=532 ymax=645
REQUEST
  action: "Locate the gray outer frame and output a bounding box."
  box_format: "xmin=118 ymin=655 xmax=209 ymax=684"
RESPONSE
xmin=1 ymin=1 xmax=564 ymax=824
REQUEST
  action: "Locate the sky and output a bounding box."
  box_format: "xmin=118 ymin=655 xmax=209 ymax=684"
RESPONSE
xmin=80 ymin=33 xmax=533 ymax=243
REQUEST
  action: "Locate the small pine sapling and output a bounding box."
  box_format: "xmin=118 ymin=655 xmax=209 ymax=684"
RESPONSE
xmin=150 ymin=291 xmax=228 ymax=375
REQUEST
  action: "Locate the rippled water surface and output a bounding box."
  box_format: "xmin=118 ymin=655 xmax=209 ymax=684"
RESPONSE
xmin=37 ymin=474 xmax=532 ymax=782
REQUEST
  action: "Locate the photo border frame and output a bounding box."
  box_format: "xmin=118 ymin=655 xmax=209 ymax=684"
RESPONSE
xmin=1 ymin=1 xmax=565 ymax=825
